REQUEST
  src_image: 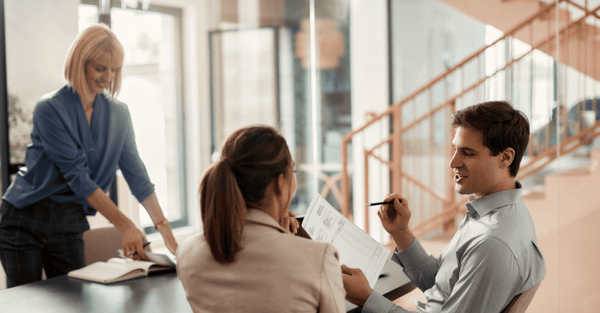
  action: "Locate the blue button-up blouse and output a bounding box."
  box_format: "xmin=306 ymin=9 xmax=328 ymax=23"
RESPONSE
xmin=3 ymin=85 xmax=155 ymax=215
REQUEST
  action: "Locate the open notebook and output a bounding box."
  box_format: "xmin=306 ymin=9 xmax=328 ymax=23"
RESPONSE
xmin=68 ymin=252 xmax=176 ymax=284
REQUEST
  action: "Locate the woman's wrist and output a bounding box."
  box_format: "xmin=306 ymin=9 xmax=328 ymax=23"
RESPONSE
xmin=154 ymin=219 xmax=169 ymax=231
xmin=115 ymin=218 xmax=137 ymax=233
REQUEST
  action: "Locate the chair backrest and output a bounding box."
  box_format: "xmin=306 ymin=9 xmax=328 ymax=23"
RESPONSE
xmin=501 ymin=283 xmax=541 ymax=313
xmin=82 ymin=225 xmax=123 ymax=265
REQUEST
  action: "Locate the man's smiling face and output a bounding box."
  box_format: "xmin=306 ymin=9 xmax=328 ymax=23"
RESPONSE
xmin=449 ymin=126 xmax=506 ymax=198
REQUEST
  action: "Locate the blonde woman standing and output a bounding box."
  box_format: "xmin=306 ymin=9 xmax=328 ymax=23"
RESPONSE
xmin=0 ymin=24 xmax=177 ymax=288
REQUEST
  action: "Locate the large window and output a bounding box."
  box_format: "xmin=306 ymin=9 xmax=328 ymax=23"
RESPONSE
xmin=1 ymin=0 xmax=191 ymax=237
xmin=79 ymin=0 xmax=187 ymax=232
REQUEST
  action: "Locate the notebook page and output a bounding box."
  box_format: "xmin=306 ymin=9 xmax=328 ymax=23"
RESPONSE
xmin=302 ymin=195 xmax=390 ymax=288
xmin=68 ymin=261 xmax=143 ymax=283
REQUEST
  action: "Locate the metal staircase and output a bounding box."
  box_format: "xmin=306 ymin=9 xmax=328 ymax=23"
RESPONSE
xmin=339 ymin=0 xmax=600 ymax=238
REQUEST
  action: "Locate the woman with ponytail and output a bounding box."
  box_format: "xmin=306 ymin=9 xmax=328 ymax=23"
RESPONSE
xmin=177 ymin=126 xmax=346 ymax=313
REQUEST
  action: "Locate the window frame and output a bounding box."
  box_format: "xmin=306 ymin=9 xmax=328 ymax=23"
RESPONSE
xmin=0 ymin=0 xmax=9 ymax=194
xmin=208 ymin=26 xmax=282 ymax=156
xmin=81 ymin=0 xmax=189 ymax=233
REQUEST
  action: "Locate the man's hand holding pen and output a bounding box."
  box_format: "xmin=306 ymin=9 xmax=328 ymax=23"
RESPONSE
xmin=367 ymin=199 xmax=402 ymax=220
xmin=377 ymin=194 xmax=415 ymax=252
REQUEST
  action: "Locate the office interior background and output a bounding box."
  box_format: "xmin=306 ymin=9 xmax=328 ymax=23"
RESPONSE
xmin=1 ymin=0 xmax=599 ymax=311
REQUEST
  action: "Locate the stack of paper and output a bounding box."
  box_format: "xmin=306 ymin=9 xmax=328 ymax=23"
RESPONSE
xmin=302 ymin=195 xmax=390 ymax=288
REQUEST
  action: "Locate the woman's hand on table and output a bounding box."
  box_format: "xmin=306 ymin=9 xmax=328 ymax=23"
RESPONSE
xmin=121 ymin=224 xmax=148 ymax=260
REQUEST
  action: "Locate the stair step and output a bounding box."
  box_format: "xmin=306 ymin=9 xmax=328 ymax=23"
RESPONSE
xmin=426 ymin=232 xmax=455 ymax=242
xmin=559 ymin=167 xmax=591 ymax=176
xmin=522 ymin=165 xmax=592 ymax=199
xmin=522 ymin=185 xmax=546 ymax=199
xmin=419 ymin=239 xmax=449 ymax=258
xmin=538 ymin=2 xmax=571 ymax=21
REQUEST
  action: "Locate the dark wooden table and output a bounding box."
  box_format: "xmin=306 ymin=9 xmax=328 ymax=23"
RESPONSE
xmin=0 ymin=217 xmax=415 ymax=312
xmin=0 ymin=259 xmax=414 ymax=313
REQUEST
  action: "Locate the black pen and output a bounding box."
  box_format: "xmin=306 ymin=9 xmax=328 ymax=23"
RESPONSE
xmin=365 ymin=199 xmax=402 ymax=206
xmin=132 ymin=242 xmax=152 ymax=256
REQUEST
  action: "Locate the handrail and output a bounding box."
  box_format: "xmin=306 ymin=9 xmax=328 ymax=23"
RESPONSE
xmin=519 ymin=120 xmax=600 ymax=179
xmin=341 ymin=0 xmax=566 ymax=144
xmin=414 ymin=122 xmax=600 ymax=238
xmin=340 ymin=0 xmax=600 ymax=238
xmin=401 ymin=171 xmax=447 ymax=204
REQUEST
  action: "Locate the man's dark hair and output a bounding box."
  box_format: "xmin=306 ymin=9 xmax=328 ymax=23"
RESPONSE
xmin=451 ymin=100 xmax=530 ymax=177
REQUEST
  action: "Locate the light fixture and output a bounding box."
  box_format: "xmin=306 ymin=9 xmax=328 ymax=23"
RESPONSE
xmin=295 ymin=19 xmax=345 ymax=70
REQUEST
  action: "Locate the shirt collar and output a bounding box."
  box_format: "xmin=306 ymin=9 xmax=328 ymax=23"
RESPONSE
xmin=65 ymin=84 xmax=107 ymax=106
xmin=466 ymin=181 xmax=522 ymax=217
xmin=245 ymin=209 xmax=288 ymax=234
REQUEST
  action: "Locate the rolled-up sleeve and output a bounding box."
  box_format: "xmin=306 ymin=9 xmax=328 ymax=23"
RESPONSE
xmin=33 ymin=100 xmax=99 ymax=200
xmin=319 ymin=244 xmax=346 ymax=313
xmin=114 ymin=104 xmax=155 ymax=203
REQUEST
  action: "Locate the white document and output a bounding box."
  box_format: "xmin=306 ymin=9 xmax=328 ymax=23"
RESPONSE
xmin=302 ymin=195 xmax=390 ymax=288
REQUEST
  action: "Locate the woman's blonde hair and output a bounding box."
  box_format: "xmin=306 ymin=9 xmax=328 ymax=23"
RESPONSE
xmin=63 ymin=24 xmax=124 ymax=103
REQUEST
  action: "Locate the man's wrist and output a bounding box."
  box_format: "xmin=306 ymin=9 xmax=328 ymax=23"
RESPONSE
xmin=351 ymin=288 xmax=374 ymax=307
xmin=391 ymin=229 xmax=415 ymax=251
xmin=362 ymin=290 xmax=399 ymax=313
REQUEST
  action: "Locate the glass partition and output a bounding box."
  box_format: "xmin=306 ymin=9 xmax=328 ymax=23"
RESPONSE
xmin=386 ymin=0 xmax=600 ymax=311
xmin=553 ymin=1 xmax=600 ymax=311
xmin=208 ymin=0 xmax=351 ymax=215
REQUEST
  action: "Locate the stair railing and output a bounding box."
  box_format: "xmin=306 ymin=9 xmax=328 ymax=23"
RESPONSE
xmin=340 ymin=0 xmax=600 ymax=238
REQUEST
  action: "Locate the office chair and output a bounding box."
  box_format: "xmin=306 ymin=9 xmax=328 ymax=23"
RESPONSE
xmin=501 ymin=283 xmax=541 ymax=313
xmin=82 ymin=225 xmax=123 ymax=265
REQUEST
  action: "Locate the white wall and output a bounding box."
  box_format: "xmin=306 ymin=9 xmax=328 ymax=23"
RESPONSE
xmin=5 ymin=0 xmax=78 ymax=113
xmin=350 ymin=0 xmax=390 ymax=242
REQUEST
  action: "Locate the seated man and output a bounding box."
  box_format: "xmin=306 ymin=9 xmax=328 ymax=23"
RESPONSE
xmin=342 ymin=100 xmax=546 ymax=312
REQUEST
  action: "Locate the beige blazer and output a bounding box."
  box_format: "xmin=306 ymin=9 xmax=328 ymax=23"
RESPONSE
xmin=177 ymin=209 xmax=346 ymax=313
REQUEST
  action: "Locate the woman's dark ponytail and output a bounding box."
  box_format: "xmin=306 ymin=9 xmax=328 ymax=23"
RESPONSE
xmin=199 ymin=126 xmax=292 ymax=264
xmin=200 ymin=159 xmax=246 ymax=264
